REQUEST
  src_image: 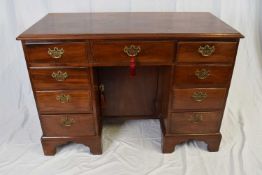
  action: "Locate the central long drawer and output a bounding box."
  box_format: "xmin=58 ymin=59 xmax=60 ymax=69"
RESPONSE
xmin=92 ymin=41 xmax=174 ymax=65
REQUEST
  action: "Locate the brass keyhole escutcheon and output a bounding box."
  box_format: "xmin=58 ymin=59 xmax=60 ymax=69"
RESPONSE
xmin=198 ymin=45 xmax=215 ymax=57
xmin=52 ymin=71 xmax=68 ymax=81
xmin=195 ymin=68 xmax=210 ymax=80
xmin=124 ymin=45 xmax=141 ymax=57
xmin=48 ymin=47 xmax=64 ymax=59
xmin=192 ymin=91 xmax=207 ymax=102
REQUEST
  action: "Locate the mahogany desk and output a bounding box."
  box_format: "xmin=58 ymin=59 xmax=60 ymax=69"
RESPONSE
xmin=17 ymin=12 xmax=243 ymax=155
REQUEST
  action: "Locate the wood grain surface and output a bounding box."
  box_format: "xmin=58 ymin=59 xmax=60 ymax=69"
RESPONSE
xmin=17 ymin=12 xmax=243 ymax=40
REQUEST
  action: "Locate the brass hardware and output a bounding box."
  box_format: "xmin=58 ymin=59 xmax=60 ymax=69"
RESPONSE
xmin=124 ymin=45 xmax=141 ymax=57
xmin=61 ymin=116 xmax=75 ymax=127
xmin=99 ymin=84 xmax=105 ymax=92
xmin=56 ymin=94 xmax=71 ymax=103
xmin=188 ymin=113 xmax=203 ymax=123
xmin=51 ymin=71 xmax=68 ymax=81
xmin=195 ymin=69 xmax=210 ymax=80
xmin=198 ymin=45 xmax=215 ymax=56
xmin=192 ymin=91 xmax=207 ymax=102
xmin=48 ymin=47 xmax=64 ymax=59
xmin=99 ymin=84 xmax=106 ymax=108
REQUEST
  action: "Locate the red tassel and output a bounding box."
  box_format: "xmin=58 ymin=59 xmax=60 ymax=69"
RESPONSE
xmin=130 ymin=57 xmax=136 ymax=77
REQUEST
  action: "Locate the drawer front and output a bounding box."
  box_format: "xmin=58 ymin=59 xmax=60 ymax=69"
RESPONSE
xmin=40 ymin=114 xmax=96 ymax=136
xmin=36 ymin=90 xmax=93 ymax=114
xmin=171 ymin=88 xmax=227 ymax=110
xmin=92 ymin=41 xmax=174 ymax=65
xmin=30 ymin=68 xmax=91 ymax=90
xmin=169 ymin=111 xmax=222 ymax=134
xmin=173 ymin=65 xmax=233 ymax=87
xmin=26 ymin=43 xmax=88 ymax=67
xmin=176 ymin=42 xmax=238 ymax=63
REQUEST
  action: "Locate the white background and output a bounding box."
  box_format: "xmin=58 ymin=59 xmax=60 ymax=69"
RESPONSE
xmin=0 ymin=0 xmax=262 ymax=174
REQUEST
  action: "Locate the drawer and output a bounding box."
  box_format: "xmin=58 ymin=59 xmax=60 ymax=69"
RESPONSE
xmin=40 ymin=114 xmax=96 ymax=136
xmin=176 ymin=42 xmax=238 ymax=63
xmin=36 ymin=90 xmax=93 ymax=114
xmin=171 ymin=88 xmax=227 ymax=110
xmin=25 ymin=43 xmax=88 ymax=67
xmin=92 ymin=41 xmax=174 ymax=65
xmin=169 ymin=111 xmax=222 ymax=134
xmin=30 ymin=68 xmax=91 ymax=90
xmin=173 ymin=65 xmax=233 ymax=87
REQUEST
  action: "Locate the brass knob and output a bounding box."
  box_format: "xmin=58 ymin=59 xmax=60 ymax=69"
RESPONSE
xmin=198 ymin=45 xmax=215 ymax=57
xmin=52 ymin=71 xmax=68 ymax=81
xmin=61 ymin=116 xmax=75 ymax=127
xmin=188 ymin=113 xmax=203 ymax=123
xmin=56 ymin=94 xmax=71 ymax=103
xmin=48 ymin=47 xmax=64 ymax=59
xmin=99 ymin=84 xmax=105 ymax=92
xmin=192 ymin=91 xmax=207 ymax=102
xmin=195 ymin=68 xmax=210 ymax=80
xmin=124 ymin=45 xmax=141 ymax=57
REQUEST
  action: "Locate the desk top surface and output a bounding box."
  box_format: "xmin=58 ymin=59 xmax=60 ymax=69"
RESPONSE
xmin=17 ymin=12 xmax=243 ymax=40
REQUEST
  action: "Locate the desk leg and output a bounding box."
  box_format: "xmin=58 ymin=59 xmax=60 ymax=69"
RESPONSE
xmin=41 ymin=139 xmax=58 ymax=156
xmin=83 ymin=136 xmax=102 ymax=155
xmin=41 ymin=136 xmax=102 ymax=156
xmin=162 ymin=133 xmax=222 ymax=153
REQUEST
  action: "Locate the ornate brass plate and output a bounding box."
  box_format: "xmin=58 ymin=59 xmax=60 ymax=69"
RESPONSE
xmin=195 ymin=68 xmax=210 ymax=80
xmin=198 ymin=45 xmax=215 ymax=56
xmin=124 ymin=45 xmax=141 ymax=57
xmin=48 ymin=47 xmax=64 ymax=59
xmin=192 ymin=91 xmax=208 ymax=102
xmin=51 ymin=71 xmax=68 ymax=81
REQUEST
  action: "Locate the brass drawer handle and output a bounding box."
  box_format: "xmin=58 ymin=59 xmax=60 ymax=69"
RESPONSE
xmin=56 ymin=94 xmax=71 ymax=103
xmin=48 ymin=47 xmax=64 ymax=59
xmin=124 ymin=45 xmax=141 ymax=57
xmin=198 ymin=45 xmax=215 ymax=57
xmin=123 ymin=45 xmax=141 ymax=76
xmin=195 ymin=68 xmax=210 ymax=79
xmin=61 ymin=116 xmax=75 ymax=127
xmin=192 ymin=91 xmax=207 ymax=102
xmin=52 ymin=71 xmax=68 ymax=81
xmin=188 ymin=113 xmax=203 ymax=123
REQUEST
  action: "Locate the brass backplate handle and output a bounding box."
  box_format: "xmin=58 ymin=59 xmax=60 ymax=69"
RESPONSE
xmin=192 ymin=91 xmax=207 ymax=102
xmin=61 ymin=116 xmax=75 ymax=127
xmin=198 ymin=45 xmax=215 ymax=57
xmin=195 ymin=68 xmax=210 ymax=80
xmin=188 ymin=113 xmax=203 ymax=123
xmin=48 ymin=47 xmax=64 ymax=59
xmin=56 ymin=94 xmax=71 ymax=103
xmin=52 ymin=71 xmax=68 ymax=81
xmin=124 ymin=45 xmax=141 ymax=57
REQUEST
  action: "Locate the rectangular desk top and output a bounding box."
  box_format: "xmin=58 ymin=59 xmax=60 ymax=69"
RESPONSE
xmin=17 ymin=12 xmax=243 ymax=40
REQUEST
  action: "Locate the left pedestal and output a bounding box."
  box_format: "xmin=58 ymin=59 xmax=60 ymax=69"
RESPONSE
xmin=21 ymin=42 xmax=102 ymax=155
